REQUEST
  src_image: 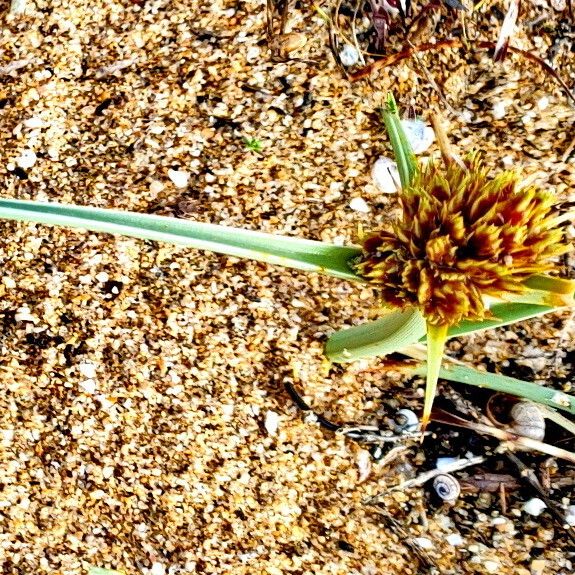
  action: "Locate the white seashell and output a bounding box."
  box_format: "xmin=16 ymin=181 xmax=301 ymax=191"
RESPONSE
xmin=436 ymin=457 xmax=459 ymax=471
xmin=339 ymin=44 xmax=360 ymax=67
xmin=15 ymin=150 xmax=37 ymax=169
xmin=400 ymin=119 xmax=435 ymax=154
xmin=357 ymin=449 xmax=372 ymax=483
xmin=446 ymin=533 xmax=464 ymax=546
xmin=433 ymin=474 xmax=461 ymax=503
xmin=371 ymin=157 xmax=400 ymax=193
xmin=564 ymin=505 xmax=575 ymax=526
xmin=413 ymin=537 xmax=434 ymax=550
xmin=510 ymin=401 xmax=545 ymax=441
xmin=264 ymin=410 xmax=280 ymax=435
xmin=168 ymin=169 xmax=190 ymax=188
xmin=349 ymin=197 xmax=370 ymax=213
xmin=79 ymin=379 xmax=97 ymax=394
xmin=492 ymin=100 xmax=508 ymax=120
xmin=393 ymin=408 xmax=419 ymax=433
xmin=78 ymin=362 xmax=97 ymax=379
xmin=522 ymin=497 xmax=547 ymax=516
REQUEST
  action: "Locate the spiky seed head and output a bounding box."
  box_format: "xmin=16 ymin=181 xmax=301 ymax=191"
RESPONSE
xmin=353 ymin=154 xmax=570 ymax=326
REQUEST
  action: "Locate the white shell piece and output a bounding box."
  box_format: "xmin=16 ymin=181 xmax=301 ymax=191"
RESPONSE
xmin=264 ymin=410 xmax=280 ymax=436
xmin=349 ymin=197 xmax=370 ymax=213
xmin=446 ymin=533 xmax=464 ymax=546
xmin=339 ymin=45 xmax=360 ymax=67
xmin=15 ymin=150 xmax=37 ymax=169
xmin=401 ymin=119 xmax=435 ymax=154
xmin=522 ymin=497 xmax=547 ymax=516
xmin=371 ymin=157 xmax=400 ymax=193
xmin=168 ymin=169 xmax=190 ymax=188
xmin=413 ymin=537 xmax=434 ymax=550
xmin=357 ymin=449 xmax=372 ymax=483
xmin=564 ymin=505 xmax=575 ymax=526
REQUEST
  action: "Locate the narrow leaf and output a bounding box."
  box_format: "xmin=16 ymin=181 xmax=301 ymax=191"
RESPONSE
xmin=380 ymin=94 xmax=417 ymax=189
xmin=411 ymin=361 xmax=575 ymax=416
xmin=325 ymin=308 xmax=426 ymax=363
xmin=524 ymin=274 xmax=575 ymax=296
xmin=327 ymin=302 xmax=561 ymax=363
xmin=446 ymin=302 xmax=556 ymax=338
xmin=0 ymin=199 xmax=363 ymax=281
xmin=422 ymin=323 xmax=448 ymax=428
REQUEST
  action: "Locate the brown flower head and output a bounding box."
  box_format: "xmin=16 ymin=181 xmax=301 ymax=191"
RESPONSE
xmin=353 ymin=153 xmax=569 ymax=327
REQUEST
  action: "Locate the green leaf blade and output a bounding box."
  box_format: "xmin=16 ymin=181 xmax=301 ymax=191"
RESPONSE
xmin=411 ymin=361 xmax=575 ymax=416
xmin=0 ymin=199 xmax=363 ymax=281
xmin=325 ymin=308 xmax=427 ymax=363
xmin=380 ymin=94 xmax=417 ymax=190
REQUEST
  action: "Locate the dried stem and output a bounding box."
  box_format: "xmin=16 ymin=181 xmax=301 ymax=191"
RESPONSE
xmin=350 ymin=39 xmax=575 ymax=105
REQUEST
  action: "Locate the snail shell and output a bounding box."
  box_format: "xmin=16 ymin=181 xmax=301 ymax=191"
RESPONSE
xmin=272 ymin=32 xmax=307 ymax=55
xmin=433 ymin=474 xmax=461 ymax=503
xmin=393 ymin=408 xmax=420 ymax=433
xmin=510 ymin=401 xmax=545 ymax=441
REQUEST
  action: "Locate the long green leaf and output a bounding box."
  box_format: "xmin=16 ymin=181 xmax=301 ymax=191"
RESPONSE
xmin=0 ymin=199 xmax=363 ymax=281
xmin=325 ymin=308 xmax=426 ymax=362
xmin=411 ymin=361 xmax=575 ymax=416
xmin=326 ymin=302 xmax=560 ymax=362
xmin=447 ymin=302 xmax=556 ymax=338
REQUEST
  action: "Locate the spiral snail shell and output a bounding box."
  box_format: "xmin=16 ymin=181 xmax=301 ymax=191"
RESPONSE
xmin=509 ymin=401 xmax=545 ymax=442
xmin=393 ymin=408 xmax=420 ymax=433
xmin=486 ymin=395 xmax=546 ymax=442
xmin=433 ymin=474 xmax=461 ymax=503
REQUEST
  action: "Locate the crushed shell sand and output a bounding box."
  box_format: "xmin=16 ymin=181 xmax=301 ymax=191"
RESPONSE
xmin=0 ymin=1 xmax=574 ymax=574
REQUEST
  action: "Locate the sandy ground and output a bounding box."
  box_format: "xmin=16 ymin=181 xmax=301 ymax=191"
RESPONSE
xmin=0 ymin=0 xmax=574 ymax=574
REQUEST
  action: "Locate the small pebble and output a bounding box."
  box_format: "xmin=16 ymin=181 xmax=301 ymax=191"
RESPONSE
xmin=102 ymin=466 xmax=115 ymax=479
xmin=349 ymin=197 xmax=370 ymax=213
xmin=445 ymin=533 xmax=463 ymax=546
xmin=264 ymin=410 xmax=279 ymax=435
xmin=564 ymin=505 xmax=575 ymax=526
xmin=522 ymin=497 xmax=547 ymax=516
xmin=79 ymin=379 xmax=97 ymax=394
xmin=484 ymin=560 xmax=500 ymax=573
xmin=149 ymin=180 xmax=165 ymax=194
xmin=339 ymin=44 xmax=360 ymax=67
xmin=15 ymin=150 xmax=37 ymax=169
xmin=23 ymin=117 xmax=46 ymax=129
xmin=371 ymin=157 xmax=399 ymax=193
xmin=492 ymin=101 xmax=507 ymax=120
xmin=168 ymin=169 xmax=190 ymax=188
xmin=413 ymin=537 xmax=434 ymax=550
xmin=79 ymin=362 xmax=97 ymax=379
xmin=150 ymin=563 xmax=165 ymax=575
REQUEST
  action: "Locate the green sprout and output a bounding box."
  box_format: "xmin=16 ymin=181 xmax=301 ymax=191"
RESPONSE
xmin=242 ymin=136 xmax=263 ymax=153
xmin=0 ymin=95 xmax=573 ymax=424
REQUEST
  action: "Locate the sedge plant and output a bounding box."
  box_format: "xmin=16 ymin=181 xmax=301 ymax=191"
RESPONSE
xmin=0 ymin=95 xmax=574 ymax=424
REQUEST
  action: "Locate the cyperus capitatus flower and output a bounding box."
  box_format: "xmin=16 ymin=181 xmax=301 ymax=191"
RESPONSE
xmin=353 ymin=96 xmax=574 ymax=427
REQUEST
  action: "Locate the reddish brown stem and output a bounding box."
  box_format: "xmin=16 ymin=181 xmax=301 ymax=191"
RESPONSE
xmin=350 ymin=39 xmax=575 ymax=106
